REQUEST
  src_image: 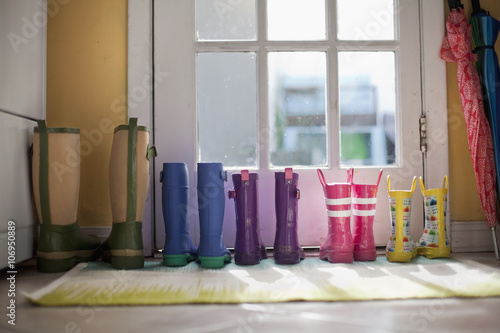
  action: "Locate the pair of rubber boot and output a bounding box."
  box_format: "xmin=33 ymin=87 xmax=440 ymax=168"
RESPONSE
xmin=161 ymin=162 xmax=230 ymax=269
xmin=33 ymin=118 xmax=155 ymax=272
xmin=229 ymin=168 xmax=304 ymax=265
xmin=317 ymin=168 xmax=383 ymax=263
xmin=386 ymin=175 xmax=450 ymax=262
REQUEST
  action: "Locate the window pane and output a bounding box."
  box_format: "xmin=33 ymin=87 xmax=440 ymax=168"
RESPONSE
xmin=268 ymin=52 xmax=327 ymax=167
xmin=267 ymin=0 xmax=326 ymax=41
xmin=196 ymin=0 xmax=256 ymax=41
xmin=338 ymin=51 xmax=396 ymax=166
xmin=337 ymin=0 xmax=395 ymax=41
xmin=197 ymin=52 xmax=258 ymax=167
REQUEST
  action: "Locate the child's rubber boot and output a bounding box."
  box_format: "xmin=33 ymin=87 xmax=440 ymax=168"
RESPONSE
xmin=33 ymin=121 xmax=100 ymax=273
xmin=417 ymin=176 xmax=451 ymax=258
xmin=161 ymin=163 xmax=198 ymax=266
xmin=101 ymin=118 xmax=156 ymax=269
xmin=317 ymin=169 xmax=354 ymax=263
xmin=351 ymin=169 xmax=383 ymax=261
xmin=386 ymin=175 xmax=418 ymax=262
xmin=196 ymin=163 xmax=231 ymax=268
xmin=228 ymin=170 xmax=267 ymax=265
xmin=273 ymin=168 xmax=305 ymax=265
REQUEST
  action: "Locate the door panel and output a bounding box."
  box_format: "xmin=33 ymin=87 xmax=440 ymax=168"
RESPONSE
xmin=154 ymin=0 xmax=424 ymax=249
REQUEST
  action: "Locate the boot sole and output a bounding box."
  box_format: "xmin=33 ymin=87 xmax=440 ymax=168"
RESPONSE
xmin=319 ymin=251 xmax=353 ymax=264
xmin=111 ymin=256 xmax=144 ymax=270
xmin=37 ymin=249 xmax=100 ymax=273
xmin=163 ymin=253 xmax=197 ymax=267
xmin=234 ymin=252 xmax=262 ymax=265
xmin=418 ymin=246 xmax=450 ymax=259
xmin=198 ymin=255 xmax=231 ymax=268
xmin=386 ymin=248 xmax=418 ymax=263
xmin=101 ymin=249 xmax=144 ymax=270
xmin=354 ymin=250 xmax=377 ymax=261
xmin=274 ymin=252 xmax=304 ymax=265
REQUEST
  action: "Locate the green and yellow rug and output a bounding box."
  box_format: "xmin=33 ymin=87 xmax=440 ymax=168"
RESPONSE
xmin=27 ymin=257 xmax=500 ymax=306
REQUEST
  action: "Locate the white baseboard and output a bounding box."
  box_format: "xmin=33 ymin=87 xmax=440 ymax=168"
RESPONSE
xmin=450 ymin=220 xmax=499 ymax=253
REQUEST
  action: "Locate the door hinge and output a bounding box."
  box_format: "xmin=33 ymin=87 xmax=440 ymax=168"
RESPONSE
xmin=419 ymin=114 xmax=427 ymax=153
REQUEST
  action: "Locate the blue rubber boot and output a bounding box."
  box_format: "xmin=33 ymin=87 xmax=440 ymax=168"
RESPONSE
xmin=196 ymin=163 xmax=231 ymax=268
xmin=161 ymin=163 xmax=198 ymax=266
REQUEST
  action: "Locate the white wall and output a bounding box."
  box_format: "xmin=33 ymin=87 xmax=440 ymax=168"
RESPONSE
xmin=0 ymin=0 xmax=46 ymax=268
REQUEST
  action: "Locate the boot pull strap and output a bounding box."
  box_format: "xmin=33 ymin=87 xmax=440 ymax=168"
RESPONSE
xmin=317 ymin=169 xmax=327 ymax=187
xmin=419 ymin=176 xmax=426 ymax=193
xmin=126 ymin=117 xmax=138 ymax=224
xmin=387 ymin=175 xmax=391 ymax=192
xmin=375 ymin=169 xmax=383 ymax=189
xmin=347 ymin=168 xmax=354 ymax=185
xmin=285 ymin=168 xmax=293 ymax=182
xmin=410 ymin=176 xmax=417 ymax=194
xmin=146 ymin=144 xmax=158 ymax=161
xmin=442 ymin=175 xmax=448 ymax=191
xmin=37 ymin=120 xmax=51 ymax=225
xmin=241 ymin=170 xmax=249 ymax=182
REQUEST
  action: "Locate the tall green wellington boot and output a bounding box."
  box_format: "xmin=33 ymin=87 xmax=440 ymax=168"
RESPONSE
xmin=33 ymin=121 xmax=100 ymax=273
xmin=101 ymin=118 xmax=156 ymax=269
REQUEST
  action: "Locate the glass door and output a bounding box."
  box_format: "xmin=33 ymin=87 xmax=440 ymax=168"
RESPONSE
xmin=153 ymin=0 xmax=424 ymax=249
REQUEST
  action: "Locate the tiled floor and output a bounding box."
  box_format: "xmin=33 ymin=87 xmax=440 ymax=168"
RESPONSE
xmin=1 ymin=252 xmax=499 ymax=333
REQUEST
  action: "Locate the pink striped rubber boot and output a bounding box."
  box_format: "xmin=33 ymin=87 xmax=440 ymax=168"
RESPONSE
xmin=317 ymin=169 xmax=354 ymax=263
xmin=350 ymin=169 xmax=383 ymax=261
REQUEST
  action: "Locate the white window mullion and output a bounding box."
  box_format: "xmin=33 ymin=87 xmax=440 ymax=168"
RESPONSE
xmin=327 ymin=0 xmax=338 ymax=168
xmin=257 ymin=0 xmax=269 ymax=170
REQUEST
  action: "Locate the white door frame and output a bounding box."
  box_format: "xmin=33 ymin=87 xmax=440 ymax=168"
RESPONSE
xmin=128 ymin=0 xmax=448 ymax=254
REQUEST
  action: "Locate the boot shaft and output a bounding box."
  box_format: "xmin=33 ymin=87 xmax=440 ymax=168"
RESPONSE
xmin=160 ymin=162 xmax=190 ymax=235
xmin=418 ymin=176 xmax=450 ymax=256
xmin=274 ymin=168 xmax=300 ymax=226
xmin=32 ymin=121 xmax=80 ymax=226
xmin=109 ymin=119 xmax=151 ymax=223
xmin=386 ymin=175 xmax=417 ymax=258
xmin=197 ymin=163 xmax=226 ymax=230
xmin=230 ymin=170 xmax=259 ymax=222
xmin=350 ymin=169 xmax=383 ymax=220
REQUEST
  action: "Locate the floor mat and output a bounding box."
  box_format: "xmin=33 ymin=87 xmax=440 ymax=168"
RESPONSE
xmin=26 ymin=257 xmax=500 ymax=306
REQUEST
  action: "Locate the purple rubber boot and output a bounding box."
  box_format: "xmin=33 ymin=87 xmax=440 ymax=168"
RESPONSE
xmin=228 ymin=170 xmax=267 ymax=265
xmin=273 ymin=168 xmax=305 ymax=265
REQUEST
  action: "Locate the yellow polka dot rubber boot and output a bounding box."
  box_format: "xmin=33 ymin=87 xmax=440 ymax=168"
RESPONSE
xmin=386 ymin=175 xmax=418 ymax=263
xmin=417 ymin=176 xmax=451 ymax=259
xmin=101 ymin=118 xmax=157 ymax=269
xmin=33 ymin=121 xmax=101 ymax=273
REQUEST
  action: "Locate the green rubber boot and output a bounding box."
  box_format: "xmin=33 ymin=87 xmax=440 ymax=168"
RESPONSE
xmin=33 ymin=121 xmax=100 ymax=273
xmin=101 ymin=118 xmax=156 ymax=269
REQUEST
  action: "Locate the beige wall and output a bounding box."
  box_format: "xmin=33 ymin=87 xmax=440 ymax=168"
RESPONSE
xmin=47 ymin=0 xmax=127 ymax=226
xmin=446 ymin=0 xmax=500 ymax=221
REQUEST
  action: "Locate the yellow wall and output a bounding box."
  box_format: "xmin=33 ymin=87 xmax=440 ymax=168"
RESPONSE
xmin=47 ymin=0 xmax=127 ymax=226
xmin=446 ymin=0 xmax=500 ymax=221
